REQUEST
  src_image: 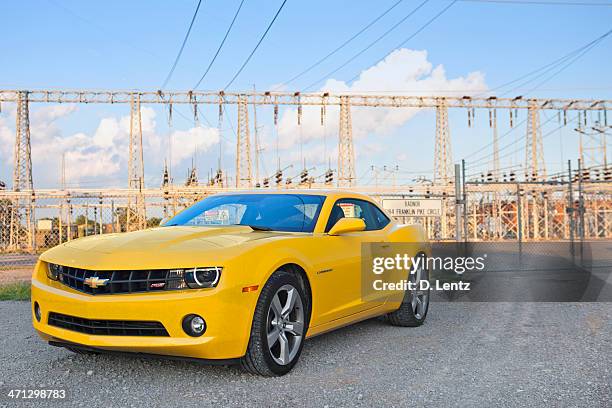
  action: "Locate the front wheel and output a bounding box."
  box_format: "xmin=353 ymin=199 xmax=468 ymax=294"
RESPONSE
xmin=386 ymin=255 xmax=430 ymax=327
xmin=240 ymin=270 xmax=309 ymax=376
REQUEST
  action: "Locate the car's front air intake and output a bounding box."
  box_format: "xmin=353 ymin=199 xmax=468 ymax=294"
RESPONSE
xmin=52 ymin=265 xmax=187 ymax=295
xmin=47 ymin=312 xmax=169 ymax=337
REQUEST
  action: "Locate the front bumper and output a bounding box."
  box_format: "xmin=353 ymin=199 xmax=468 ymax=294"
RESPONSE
xmin=31 ymin=268 xmax=257 ymax=360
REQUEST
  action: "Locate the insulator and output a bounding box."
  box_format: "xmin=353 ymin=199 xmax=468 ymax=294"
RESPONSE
xmin=509 ymin=110 xmax=513 ymax=127
xmin=168 ymin=103 xmax=173 ymax=127
xmin=489 ymin=110 xmax=492 ymax=127
xmin=563 ymin=109 xmax=567 ymax=125
xmin=605 ymin=110 xmax=608 ymax=126
xmin=320 ymin=105 xmax=325 ymax=126
xmin=583 ymin=110 xmax=587 ymax=127
xmin=274 ymin=104 xmax=279 ymax=125
xmin=193 ymin=103 xmax=199 ymax=124
xmin=467 ymin=109 xmax=472 ymax=127
xmin=297 ymin=105 xmax=302 ymax=125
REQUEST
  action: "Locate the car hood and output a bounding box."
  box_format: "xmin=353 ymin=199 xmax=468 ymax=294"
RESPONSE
xmin=40 ymin=226 xmax=294 ymax=270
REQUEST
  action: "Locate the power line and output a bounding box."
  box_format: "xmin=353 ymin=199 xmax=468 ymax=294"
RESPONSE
xmin=306 ymin=0 xmax=458 ymax=91
xmin=193 ymin=0 xmax=247 ymax=90
xmin=462 ymin=117 xmax=528 ymax=160
xmin=522 ymin=29 xmax=612 ymax=96
xmin=224 ymin=0 xmax=288 ymax=90
xmin=161 ymin=0 xmax=204 ymax=90
xmin=274 ymin=0 xmax=405 ymax=90
xmin=345 ymin=0 xmax=459 ymax=85
xmin=496 ymin=28 xmax=612 ymax=97
xmin=303 ymin=0 xmax=431 ymax=91
xmin=466 ymin=113 xmax=571 ymax=170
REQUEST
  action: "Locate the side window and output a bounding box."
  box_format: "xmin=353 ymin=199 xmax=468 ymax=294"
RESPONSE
xmin=369 ymin=203 xmax=391 ymax=230
xmin=325 ymin=199 xmax=380 ymax=232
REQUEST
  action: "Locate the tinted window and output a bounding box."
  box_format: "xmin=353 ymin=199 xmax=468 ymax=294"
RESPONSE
xmin=325 ymin=199 xmax=382 ymax=232
xmin=165 ymin=194 xmax=325 ymax=233
xmin=370 ymin=203 xmax=391 ymax=229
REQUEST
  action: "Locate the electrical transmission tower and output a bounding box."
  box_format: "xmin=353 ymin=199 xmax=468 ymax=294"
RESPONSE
xmin=434 ymin=100 xmax=453 ymax=185
xmin=525 ymin=100 xmax=546 ymax=181
xmin=9 ymin=90 xmax=34 ymax=250
xmin=576 ymin=121 xmax=608 ymax=174
xmin=338 ymin=96 xmax=355 ymax=187
xmin=236 ymin=95 xmax=252 ymax=188
xmin=127 ymin=94 xmax=146 ymax=230
xmin=491 ymin=109 xmax=500 ymax=179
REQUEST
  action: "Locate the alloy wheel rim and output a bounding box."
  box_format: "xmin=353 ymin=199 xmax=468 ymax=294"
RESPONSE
xmin=266 ymin=284 xmax=304 ymax=365
xmin=410 ymin=265 xmax=430 ymax=320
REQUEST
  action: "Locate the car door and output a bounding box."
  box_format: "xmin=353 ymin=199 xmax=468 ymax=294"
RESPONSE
xmin=311 ymin=198 xmax=389 ymax=326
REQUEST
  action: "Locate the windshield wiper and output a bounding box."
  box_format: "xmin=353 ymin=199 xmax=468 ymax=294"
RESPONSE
xmin=245 ymin=225 xmax=273 ymax=231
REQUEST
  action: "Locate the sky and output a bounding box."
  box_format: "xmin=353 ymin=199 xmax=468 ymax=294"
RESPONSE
xmin=0 ymin=0 xmax=611 ymax=189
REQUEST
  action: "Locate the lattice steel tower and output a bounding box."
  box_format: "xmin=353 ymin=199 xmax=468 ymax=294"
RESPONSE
xmin=524 ymin=100 xmax=546 ymax=181
xmin=434 ymin=100 xmax=453 ymax=184
xmin=127 ymin=94 xmax=146 ymax=230
xmin=236 ymin=95 xmax=252 ymax=187
xmin=9 ymin=91 xmax=34 ymax=250
xmin=338 ymin=96 xmax=355 ymax=187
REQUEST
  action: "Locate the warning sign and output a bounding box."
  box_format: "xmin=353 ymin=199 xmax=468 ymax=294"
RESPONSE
xmin=382 ymin=199 xmax=442 ymax=217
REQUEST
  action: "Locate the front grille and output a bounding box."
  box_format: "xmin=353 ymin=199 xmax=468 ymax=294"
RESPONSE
xmin=55 ymin=265 xmax=186 ymax=295
xmin=48 ymin=312 xmax=169 ymax=337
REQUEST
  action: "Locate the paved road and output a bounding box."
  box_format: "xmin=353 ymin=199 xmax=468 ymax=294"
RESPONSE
xmin=0 ymin=302 xmax=610 ymax=407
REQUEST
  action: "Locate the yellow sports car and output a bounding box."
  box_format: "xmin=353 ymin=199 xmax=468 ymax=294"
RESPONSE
xmin=32 ymin=191 xmax=430 ymax=376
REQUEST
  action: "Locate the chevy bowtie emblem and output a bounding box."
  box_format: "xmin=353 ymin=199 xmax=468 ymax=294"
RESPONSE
xmin=84 ymin=277 xmax=109 ymax=288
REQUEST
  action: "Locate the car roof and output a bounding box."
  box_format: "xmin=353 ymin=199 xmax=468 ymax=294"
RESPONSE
xmin=213 ymin=189 xmax=375 ymax=201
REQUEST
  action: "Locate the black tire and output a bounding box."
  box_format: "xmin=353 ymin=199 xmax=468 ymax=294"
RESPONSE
xmin=240 ymin=270 xmax=310 ymax=376
xmin=386 ymin=253 xmax=430 ymax=327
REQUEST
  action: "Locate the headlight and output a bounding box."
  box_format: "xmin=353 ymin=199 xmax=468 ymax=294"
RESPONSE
xmin=46 ymin=263 xmax=62 ymax=281
xmin=184 ymin=267 xmax=222 ymax=289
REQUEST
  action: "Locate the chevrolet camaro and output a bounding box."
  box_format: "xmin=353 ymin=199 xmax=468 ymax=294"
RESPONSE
xmin=32 ymin=191 xmax=430 ymax=376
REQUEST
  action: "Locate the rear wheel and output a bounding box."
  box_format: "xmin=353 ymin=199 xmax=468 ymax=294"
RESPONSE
xmin=386 ymin=254 xmax=430 ymax=327
xmin=241 ymin=270 xmax=309 ymax=376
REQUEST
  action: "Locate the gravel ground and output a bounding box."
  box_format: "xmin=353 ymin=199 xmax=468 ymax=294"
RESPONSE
xmin=0 ymin=301 xmax=610 ymax=408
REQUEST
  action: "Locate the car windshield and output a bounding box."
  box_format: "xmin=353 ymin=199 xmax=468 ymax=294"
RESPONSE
xmin=163 ymin=194 xmax=326 ymax=233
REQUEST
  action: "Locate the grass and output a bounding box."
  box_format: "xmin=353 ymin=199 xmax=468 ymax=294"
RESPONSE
xmin=0 ymin=281 xmax=31 ymax=300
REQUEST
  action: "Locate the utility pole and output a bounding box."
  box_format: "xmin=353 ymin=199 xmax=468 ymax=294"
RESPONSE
xmin=236 ymin=94 xmax=252 ymax=187
xmin=252 ymin=86 xmax=260 ymax=186
xmin=454 ymin=163 xmax=462 ymax=241
xmin=525 ymin=100 xmax=546 ymax=181
xmin=338 ymin=96 xmax=355 ymax=187
xmin=9 ymin=90 xmax=34 ymax=251
xmin=127 ymin=93 xmax=146 ymax=230
xmin=434 ymin=99 xmax=453 ymax=185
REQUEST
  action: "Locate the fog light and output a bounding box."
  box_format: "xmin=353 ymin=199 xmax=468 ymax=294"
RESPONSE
xmin=34 ymin=302 xmax=41 ymax=322
xmin=182 ymin=314 xmax=206 ymax=337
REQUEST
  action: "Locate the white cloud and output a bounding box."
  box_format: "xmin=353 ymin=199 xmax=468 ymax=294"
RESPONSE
xmin=277 ymin=48 xmax=487 ymax=150
xmin=170 ymin=126 xmax=220 ymax=165
xmin=0 ymin=104 xmax=220 ymax=188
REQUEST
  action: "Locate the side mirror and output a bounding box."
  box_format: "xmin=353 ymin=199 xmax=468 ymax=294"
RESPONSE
xmin=328 ymin=218 xmax=366 ymax=236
